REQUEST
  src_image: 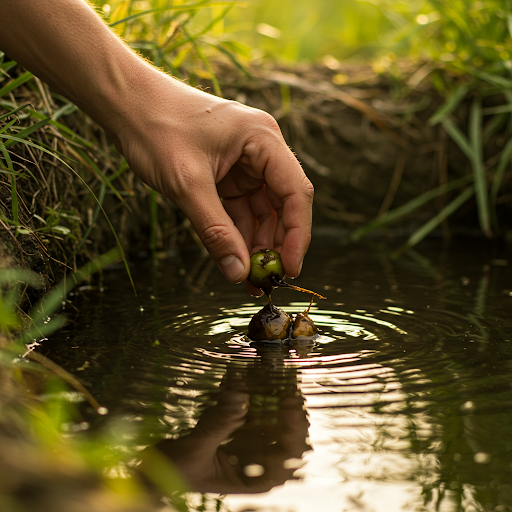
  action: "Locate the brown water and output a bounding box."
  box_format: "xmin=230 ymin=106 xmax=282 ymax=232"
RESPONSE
xmin=46 ymin=238 xmax=512 ymax=512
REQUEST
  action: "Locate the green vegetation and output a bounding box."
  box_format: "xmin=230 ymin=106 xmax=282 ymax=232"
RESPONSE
xmin=1 ymin=0 xmax=512 ymax=510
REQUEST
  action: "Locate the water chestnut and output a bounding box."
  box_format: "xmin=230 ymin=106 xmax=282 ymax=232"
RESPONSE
xmin=291 ymin=311 xmax=318 ymax=339
xmin=247 ymin=303 xmax=291 ymax=342
xmin=246 ymin=249 xmax=325 ymax=342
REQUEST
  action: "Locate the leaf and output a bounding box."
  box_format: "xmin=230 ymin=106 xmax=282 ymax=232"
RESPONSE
xmin=0 ymin=70 xmax=33 ymax=97
xmin=50 ymin=225 xmax=71 ymax=235
xmin=394 ymin=187 xmax=475 ymax=257
xmin=428 ymin=82 xmax=471 ymax=126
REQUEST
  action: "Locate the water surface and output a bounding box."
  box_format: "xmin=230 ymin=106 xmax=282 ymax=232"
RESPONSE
xmin=46 ymin=239 xmax=512 ymax=512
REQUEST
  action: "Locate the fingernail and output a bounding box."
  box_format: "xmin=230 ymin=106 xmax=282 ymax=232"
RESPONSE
xmin=220 ymin=255 xmax=245 ymax=283
xmin=297 ymin=258 xmax=304 ymax=276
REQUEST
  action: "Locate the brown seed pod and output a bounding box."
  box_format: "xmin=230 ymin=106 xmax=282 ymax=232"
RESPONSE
xmin=247 ymin=303 xmax=292 ymax=342
xmin=290 ymin=312 xmax=318 ymax=339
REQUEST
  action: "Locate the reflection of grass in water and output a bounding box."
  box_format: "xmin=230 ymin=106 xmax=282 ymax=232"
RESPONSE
xmin=0 ymin=250 xmax=169 ymax=510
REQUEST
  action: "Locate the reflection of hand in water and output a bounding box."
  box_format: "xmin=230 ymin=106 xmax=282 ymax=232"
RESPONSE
xmin=223 ymin=393 xmax=311 ymax=493
xmin=152 ymin=389 xmax=250 ymax=494
xmin=152 ymin=381 xmax=311 ymax=494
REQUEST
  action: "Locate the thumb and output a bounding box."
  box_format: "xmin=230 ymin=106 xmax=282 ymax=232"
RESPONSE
xmin=179 ymin=190 xmax=250 ymax=283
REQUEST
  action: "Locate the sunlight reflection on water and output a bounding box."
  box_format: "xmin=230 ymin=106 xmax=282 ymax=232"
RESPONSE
xmin=48 ymin=240 xmax=512 ymax=512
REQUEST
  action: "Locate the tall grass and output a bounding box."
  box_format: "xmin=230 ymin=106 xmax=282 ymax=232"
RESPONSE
xmin=0 ymin=251 xmax=193 ymax=511
xmin=95 ymin=0 xmax=248 ymax=92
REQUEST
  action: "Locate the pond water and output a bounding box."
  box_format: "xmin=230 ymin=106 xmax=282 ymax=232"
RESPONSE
xmin=46 ymin=238 xmax=512 ymax=512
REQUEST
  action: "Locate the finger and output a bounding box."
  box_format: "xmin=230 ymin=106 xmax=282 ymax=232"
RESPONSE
xmin=266 ymin=186 xmax=285 ymax=251
xmin=266 ymin=172 xmax=313 ymax=278
xmin=194 ymin=391 xmax=250 ymax=444
xmin=175 ymin=178 xmax=250 ymax=284
xmin=243 ymin=135 xmax=314 ymax=278
xmin=223 ymin=195 xmax=257 ymax=251
xmin=216 ymin=162 xmax=264 ymax=198
xmin=249 ymin=185 xmax=277 ymax=251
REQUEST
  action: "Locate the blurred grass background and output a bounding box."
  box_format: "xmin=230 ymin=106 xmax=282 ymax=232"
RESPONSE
xmin=188 ymin=0 xmax=512 ymax=70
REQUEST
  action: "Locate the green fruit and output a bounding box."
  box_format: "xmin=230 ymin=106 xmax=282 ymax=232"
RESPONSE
xmin=248 ymin=249 xmax=284 ymax=294
xmin=247 ymin=303 xmax=291 ymax=341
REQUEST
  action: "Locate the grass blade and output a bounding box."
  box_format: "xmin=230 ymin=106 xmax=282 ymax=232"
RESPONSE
xmin=75 ymin=183 xmax=106 ymax=252
xmin=468 ymin=98 xmax=492 ymax=238
xmin=442 ymin=118 xmax=474 ymax=159
xmin=74 ymin=148 xmax=124 ymax=202
xmin=0 ymin=103 xmax=32 ymax=122
xmin=108 ymin=1 xmax=229 ymax=27
xmin=0 ymin=70 xmax=33 ymax=98
xmin=393 ymin=187 xmax=475 ymax=257
xmin=0 ymin=139 xmax=18 ymax=234
xmin=183 ymin=28 xmax=222 ymax=96
xmin=429 ymin=82 xmax=471 ymax=126
xmin=0 ymin=118 xmax=17 ymax=133
xmin=0 ymin=133 xmax=136 ymax=293
xmin=350 ymin=174 xmax=473 ymax=241
xmin=490 ymin=137 xmax=512 ymax=228
xmin=10 ymin=175 xmax=18 ymax=235
xmin=4 ymin=118 xmax=51 ymax=149
xmin=28 ymin=247 xmax=122 ymax=331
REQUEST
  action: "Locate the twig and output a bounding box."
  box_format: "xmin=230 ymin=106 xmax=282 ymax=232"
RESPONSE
xmin=24 ymin=350 xmax=107 ymax=415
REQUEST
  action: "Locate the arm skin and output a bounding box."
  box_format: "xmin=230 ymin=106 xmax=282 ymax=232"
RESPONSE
xmin=0 ymin=0 xmax=314 ymax=291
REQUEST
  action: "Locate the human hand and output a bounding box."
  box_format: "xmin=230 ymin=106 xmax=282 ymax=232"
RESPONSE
xmin=108 ymin=73 xmax=314 ymax=292
xmin=0 ymin=0 xmax=313 ymax=292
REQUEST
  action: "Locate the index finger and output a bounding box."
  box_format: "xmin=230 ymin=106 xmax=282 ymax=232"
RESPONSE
xmin=264 ymin=152 xmax=314 ymax=278
xmin=239 ymin=114 xmax=314 ymax=277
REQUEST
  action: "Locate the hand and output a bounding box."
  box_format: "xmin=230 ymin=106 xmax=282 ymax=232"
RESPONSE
xmin=109 ymin=74 xmax=314 ymax=291
xmin=0 ymin=0 xmax=314 ymax=290
xmin=150 ymin=389 xmax=252 ymax=494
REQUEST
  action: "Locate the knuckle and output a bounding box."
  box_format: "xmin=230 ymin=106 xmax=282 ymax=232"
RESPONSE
xmin=303 ymin=176 xmax=315 ymax=198
xmin=244 ymin=107 xmax=282 ymax=135
xmin=200 ymin=223 xmax=231 ymax=251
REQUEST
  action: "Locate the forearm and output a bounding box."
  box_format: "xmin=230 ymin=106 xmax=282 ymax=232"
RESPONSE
xmin=0 ymin=0 xmax=164 ymax=136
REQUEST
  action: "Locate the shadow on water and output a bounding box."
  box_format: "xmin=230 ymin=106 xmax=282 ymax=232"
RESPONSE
xmin=45 ymin=238 xmax=512 ymax=512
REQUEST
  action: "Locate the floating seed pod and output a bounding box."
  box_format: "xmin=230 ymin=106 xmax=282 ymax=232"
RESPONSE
xmin=291 ymin=299 xmax=318 ymax=339
xmin=247 ymin=303 xmax=292 ymax=342
xmin=291 ymin=312 xmax=318 ymax=339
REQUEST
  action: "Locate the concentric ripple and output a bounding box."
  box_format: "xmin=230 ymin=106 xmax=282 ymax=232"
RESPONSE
xmin=46 ymin=242 xmax=512 ymax=512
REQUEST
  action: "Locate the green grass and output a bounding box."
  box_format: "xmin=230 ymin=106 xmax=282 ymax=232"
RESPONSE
xmin=179 ymin=0 xmax=512 ymax=244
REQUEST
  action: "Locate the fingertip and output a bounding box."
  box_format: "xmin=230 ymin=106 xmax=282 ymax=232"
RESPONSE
xmin=245 ymin=280 xmax=264 ymax=297
xmin=219 ymin=254 xmax=248 ymax=283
